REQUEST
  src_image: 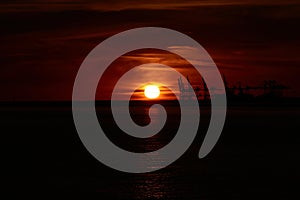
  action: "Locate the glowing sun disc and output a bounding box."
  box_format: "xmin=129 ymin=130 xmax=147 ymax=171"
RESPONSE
xmin=144 ymin=85 xmax=160 ymax=99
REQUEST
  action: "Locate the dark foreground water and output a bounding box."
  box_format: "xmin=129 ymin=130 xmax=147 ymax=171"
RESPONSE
xmin=2 ymin=102 xmax=300 ymax=198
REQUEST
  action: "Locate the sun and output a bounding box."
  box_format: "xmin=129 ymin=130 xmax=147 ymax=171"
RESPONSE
xmin=144 ymin=85 xmax=160 ymax=99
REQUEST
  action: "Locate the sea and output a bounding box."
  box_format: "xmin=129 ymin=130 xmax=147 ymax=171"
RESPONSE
xmin=2 ymin=101 xmax=299 ymax=198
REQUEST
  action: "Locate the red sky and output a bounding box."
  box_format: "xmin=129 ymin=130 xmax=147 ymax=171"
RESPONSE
xmin=1 ymin=0 xmax=300 ymax=100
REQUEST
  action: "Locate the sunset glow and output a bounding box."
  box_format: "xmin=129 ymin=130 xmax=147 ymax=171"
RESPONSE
xmin=1 ymin=1 xmax=299 ymax=101
xmin=144 ymin=85 xmax=160 ymax=99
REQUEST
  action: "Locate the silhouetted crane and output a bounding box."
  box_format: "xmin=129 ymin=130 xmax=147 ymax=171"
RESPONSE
xmin=178 ymin=74 xmax=289 ymax=101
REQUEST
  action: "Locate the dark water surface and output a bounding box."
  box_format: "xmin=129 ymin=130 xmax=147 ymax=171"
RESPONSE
xmin=3 ymin=103 xmax=300 ymax=198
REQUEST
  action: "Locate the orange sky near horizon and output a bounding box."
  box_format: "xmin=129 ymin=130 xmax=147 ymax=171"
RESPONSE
xmin=96 ymin=49 xmax=204 ymax=101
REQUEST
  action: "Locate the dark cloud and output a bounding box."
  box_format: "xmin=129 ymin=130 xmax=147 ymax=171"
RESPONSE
xmin=1 ymin=0 xmax=300 ymax=13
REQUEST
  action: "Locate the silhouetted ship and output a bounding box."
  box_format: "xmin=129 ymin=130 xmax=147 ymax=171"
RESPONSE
xmin=178 ymin=75 xmax=290 ymax=104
